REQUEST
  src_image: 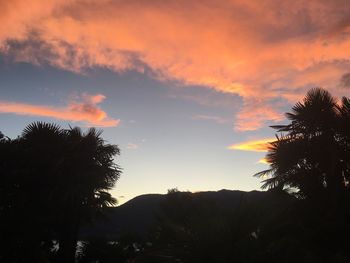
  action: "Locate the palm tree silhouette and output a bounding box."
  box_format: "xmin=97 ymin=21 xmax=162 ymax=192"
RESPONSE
xmin=20 ymin=122 xmax=121 ymax=263
xmin=255 ymin=88 xmax=349 ymax=198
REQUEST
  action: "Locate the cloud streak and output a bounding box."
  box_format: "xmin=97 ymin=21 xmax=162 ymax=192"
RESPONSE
xmin=258 ymin=158 xmax=269 ymax=165
xmin=0 ymin=94 xmax=119 ymax=127
xmin=1 ymin=0 xmax=350 ymax=130
xmin=126 ymin=143 xmax=139 ymax=150
xmin=228 ymin=138 xmax=275 ymax=152
xmin=192 ymin=115 xmax=229 ymax=124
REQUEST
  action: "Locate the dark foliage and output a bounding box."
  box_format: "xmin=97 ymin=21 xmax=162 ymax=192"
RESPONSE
xmin=254 ymin=88 xmax=350 ymax=262
xmin=0 ymin=122 xmax=121 ymax=263
xmin=256 ymin=88 xmax=350 ymax=198
xmin=2 ymin=88 xmax=350 ymax=262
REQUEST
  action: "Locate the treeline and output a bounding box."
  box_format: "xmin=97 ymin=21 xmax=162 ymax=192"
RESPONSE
xmin=0 ymin=123 xmax=121 ymax=263
xmin=1 ymin=88 xmax=350 ymax=262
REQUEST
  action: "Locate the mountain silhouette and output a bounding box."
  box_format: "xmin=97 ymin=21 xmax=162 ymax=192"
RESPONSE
xmin=81 ymin=189 xmax=294 ymax=240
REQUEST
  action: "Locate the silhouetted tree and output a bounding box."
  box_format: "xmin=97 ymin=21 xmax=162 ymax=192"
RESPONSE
xmin=254 ymin=88 xmax=350 ymax=261
xmin=256 ymin=88 xmax=350 ymax=199
xmin=0 ymin=128 xmax=55 ymax=262
xmin=0 ymin=122 xmax=121 ymax=263
xmin=55 ymin=126 xmax=121 ymax=263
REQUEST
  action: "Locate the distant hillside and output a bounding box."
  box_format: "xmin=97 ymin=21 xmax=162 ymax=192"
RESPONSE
xmin=80 ymin=189 xmax=294 ymax=240
xmin=80 ymin=193 xmax=164 ymax=239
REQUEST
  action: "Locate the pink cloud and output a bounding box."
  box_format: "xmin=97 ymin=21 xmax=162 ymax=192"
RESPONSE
xmin=1 ymin=1 xmax=350 ymax=130
xmin=0 ymin=94 xmax=119 ymax=127
xmin=126 ymin=143 xmax=139 ymax=150
xmin=235 ymin=102 xmax=284 ymax=131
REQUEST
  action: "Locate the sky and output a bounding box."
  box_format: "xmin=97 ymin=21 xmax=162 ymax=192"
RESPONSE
xmin=1 ymin=0 xmax=350 ymax=204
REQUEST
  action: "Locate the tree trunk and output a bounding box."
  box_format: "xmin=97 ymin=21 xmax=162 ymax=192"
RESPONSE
xmin=57 ymin=222 xmax=79 ymax=263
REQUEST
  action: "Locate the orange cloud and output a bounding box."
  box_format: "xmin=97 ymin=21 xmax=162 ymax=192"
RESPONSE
xmin=1 ymin=1 xmax=350 ymax=130
xmin=0 ymin=94 xmax=119 ymax=127
xmin=235 ymin=102 xmax=284 ymax=131
xmin=258 ymin=158 xmax=269 ymax=165
xmin=228 ymin=138 xmax=275 ymax=152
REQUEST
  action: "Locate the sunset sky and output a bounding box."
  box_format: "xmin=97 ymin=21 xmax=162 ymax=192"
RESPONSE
xmin=1 ymin=0 xmax=350 ymax=204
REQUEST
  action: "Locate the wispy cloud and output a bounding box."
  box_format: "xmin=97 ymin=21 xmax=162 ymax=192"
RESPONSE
xmin=1 ymin=0 xmax=350 ymax=130
xmin=126 ymin=143 xmax=139 ymax=150
xmin=0 ymin=94 xmax=119 ymax=127
xmin=192 ymin=114 xmax=229 ymax=124
xmin=228 ymin=138 xmax=275 ymax=152
xmin=235 ymin=103 xmax=284 ymax=131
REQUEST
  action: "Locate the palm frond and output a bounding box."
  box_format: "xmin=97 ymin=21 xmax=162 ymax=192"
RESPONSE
xmin=261 ymin=176 xmax=283 ymax=190
xmin=254 ymin=168 xmax=274 ymax=178
xmin=22 ymin=122 xmax=62 ymax=139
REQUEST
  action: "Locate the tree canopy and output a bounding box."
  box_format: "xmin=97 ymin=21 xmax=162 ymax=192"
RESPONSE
xmin=0 ymin=122 xmax=121 ymax=263
xmin=256 ymin=88 xmax=350 ymax=199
